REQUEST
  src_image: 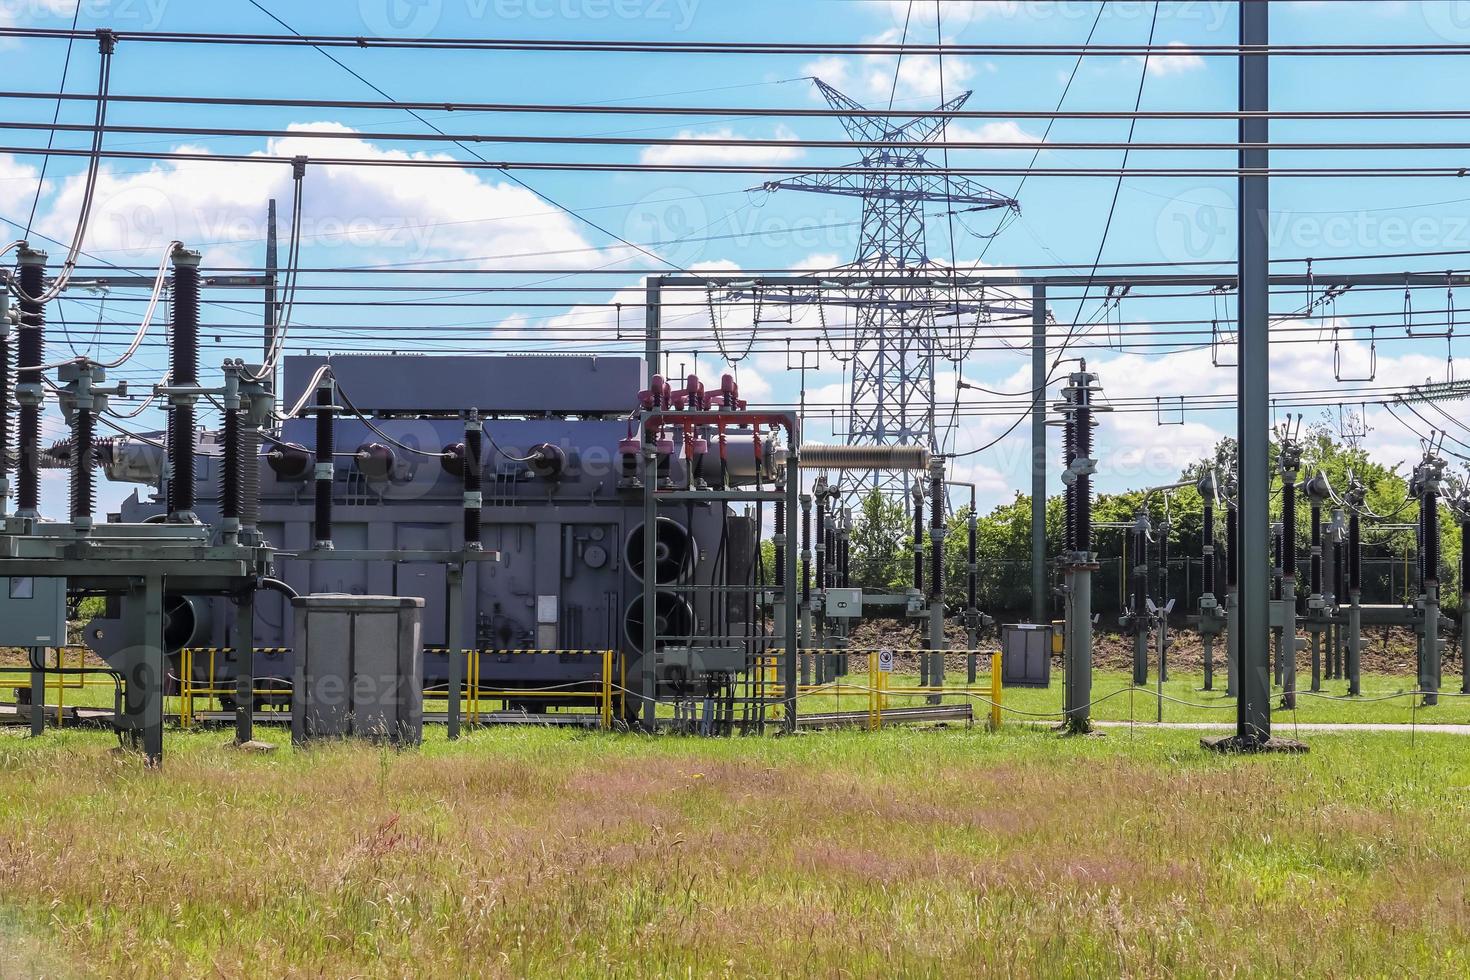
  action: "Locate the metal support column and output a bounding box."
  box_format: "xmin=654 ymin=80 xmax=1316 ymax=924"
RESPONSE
xmin=141 ymin=574 xmax=165 ymax=765
xmin=1031 ymin=283 xmax=1048 ymax=625
xmin=447 ymin=564 xmax=465 ymax=739
xmin=28 ymin=647 xmax=43 ymax=737
xmin=783 ymin=445 xmax=800 ymax=733
xmin=1217 ymin=0 xmax=1275 ymax=748
xmin=645 ymin=276 xmax=663 ymax=382
xmin=234 ymin=589 xmax=254 ymax=744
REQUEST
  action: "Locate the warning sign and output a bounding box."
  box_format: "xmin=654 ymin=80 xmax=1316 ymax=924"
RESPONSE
xmin=878 ymin=648 xmax=895 ymax=673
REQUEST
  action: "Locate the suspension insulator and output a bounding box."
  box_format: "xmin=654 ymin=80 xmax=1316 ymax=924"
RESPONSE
xmin=0 ymin=333 xmax=11 ymax=504
xmin=1348 ymin=511 xmax=1361 ymax=592
xmin=1424 ymin=492 xmax=1440 ymax=584
xmin=1075 ymin=384 xmax=1093 ymax=554
xmin=463 ymin=422 xmax=483 ymax=549
xmin=70 ymin=407 xmax=94 ymax=525
xmin=801 ymin=496 xmax=812 ymax=605
xmin=912 ymin=487 xmax=924 ymax=595
xmin=797 ymin=443 xmax=929 ymax=471
xmin=815 ymin=498 xmax=827 ymax=592
xmin=1227 ymin=504 xmax=1240 ymax=590
xmin=966 ymin=513 xmax=978 ymax=612
xmin=240 ymin=428 xmax=261 ymax=533
xmin=313 ymin=383 xmax=334 ymax=547
xmin=16 ymin=248 xmax=45 ymax=517
xmin=1062 ymin=408 xmax=1077 ymax=553
xmin=1310 ymin=503 xmax=1323 ymax=595
xmin=222 ymin=408 xmax=242 ymax=523
xmin=774 ymin=498 xmax=786 ymax=588
xmin=168 ymin=249 xmax=201 ymax=520
xmin=929 ymin=472 xmax=943 ymax=602
xmin=1281 ymin=479 xmax=1297 ymax=582
xmin=1202 ymin=503 xmax=1216 ymax=596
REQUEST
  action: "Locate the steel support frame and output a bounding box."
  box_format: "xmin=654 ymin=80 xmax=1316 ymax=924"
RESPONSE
xmin=1031 ymin=284 xmax=1048 ymax=626
xmin=637 ymin=410 xmax=799 ymax=734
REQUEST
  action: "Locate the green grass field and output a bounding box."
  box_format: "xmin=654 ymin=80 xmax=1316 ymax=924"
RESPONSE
xmin=2 ymin=723 xmax=1468 ymax=978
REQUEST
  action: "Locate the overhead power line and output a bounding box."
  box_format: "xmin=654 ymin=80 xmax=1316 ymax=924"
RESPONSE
xmin=12 ymin=89 xmax=1470 ymax=122
xmin=5 ymin=28 xmax=1470 ymax=56
xmin=2 ymin=143 xmax=1467 ymax=177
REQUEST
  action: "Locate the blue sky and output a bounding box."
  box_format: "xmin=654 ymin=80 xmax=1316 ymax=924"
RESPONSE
xmin=5 ymin=0 xmax=1470 ymax=517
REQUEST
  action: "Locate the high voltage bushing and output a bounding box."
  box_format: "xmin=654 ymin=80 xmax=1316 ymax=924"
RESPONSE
xmin=55 ymin=361 xmax=120 ymax=531
xmin=1345 ymin=480 xmax=1364 ymax=696
xmin=1197 ymin=471 xmax=1225 ymax=691
xmin=1454 ymin=497 xmax=1470 ymax=695
xmin=1057 ymin=363 xmax=1103 ymax=734
xmin=0 ymin=285 xmax=12 ymax=518
xmin=1126 ymin=511 xmax=1152 ymax=686
xmin=800 ymin=491 xmax=813 ymax=687
xmin=1328 ymin=507 xmax=1347 ymax=682
xmin=1304 ymin=471 xmax=1333 ymax=693
xmin=222 ymin=407 xmax=243 ymax=545
xmin=910 ymin=479 xmax=924 ymax=596
xmin=15 ymin=246 xmax=46 ymax=520
xmin=1410 ymin=454 xmax=1446 ymax=705
xmin=796 ymin=443 xmax=929 ymax=471
xmin=926 ymin=456 xmax=947 ymax=698
xmin=167 ymin=246 xmax=201 ymax=523
xmin=1277 ymin=433 xmax=1303 ymax=709
xmin=312 ymin=375 xmax=336 ymax=549
xmin=1225 ymin=489 xmax=1240 ymax=697
xmin=463 ymin=411 xmax=484 ymax=551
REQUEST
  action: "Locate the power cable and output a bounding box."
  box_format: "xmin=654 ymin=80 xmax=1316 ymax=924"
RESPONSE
xmin=24 ymin=1 xmax=81 ymax=236
xmin=243 ymin=0 xmax=712 ymax=286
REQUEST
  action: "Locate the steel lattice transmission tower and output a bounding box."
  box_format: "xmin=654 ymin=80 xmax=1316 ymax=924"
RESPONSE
xmin=763 ymin=79 xmax=1020 ymax=497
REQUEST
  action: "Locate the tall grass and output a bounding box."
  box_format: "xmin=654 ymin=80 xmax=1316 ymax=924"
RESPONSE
xmin=0 ymin=726 xmax=1467 ymax=977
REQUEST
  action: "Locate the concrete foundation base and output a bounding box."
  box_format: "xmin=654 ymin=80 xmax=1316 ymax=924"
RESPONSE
xmin=1200 ymin=734 xmax=1309 ymax=754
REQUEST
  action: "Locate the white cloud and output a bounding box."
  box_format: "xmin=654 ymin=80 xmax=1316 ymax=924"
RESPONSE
xmin=1135 ymin=42 xmax=1206 ymax=77
xmin=35 ymin=122 xmax=610 ymax=270
xmin=639 ymin=126 xmax=805 ymax=167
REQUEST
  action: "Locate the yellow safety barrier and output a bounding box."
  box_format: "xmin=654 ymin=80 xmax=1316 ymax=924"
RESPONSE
xmin=179 ymin=647 xmax=619 ymax=730
xmin=856 ymin=649 xmax=1003 ymax=731
xmin=460 ymin=649 xmax=617 ymax=730
xmin=178 ymin=648 xmax=291 ymax=729
xmin=11 ymin=647 xmax=100 ymax=727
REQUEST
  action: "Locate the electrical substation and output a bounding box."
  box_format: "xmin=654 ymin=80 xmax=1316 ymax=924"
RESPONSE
xmin=6 ymin=6 xmax=1470 ymax=769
